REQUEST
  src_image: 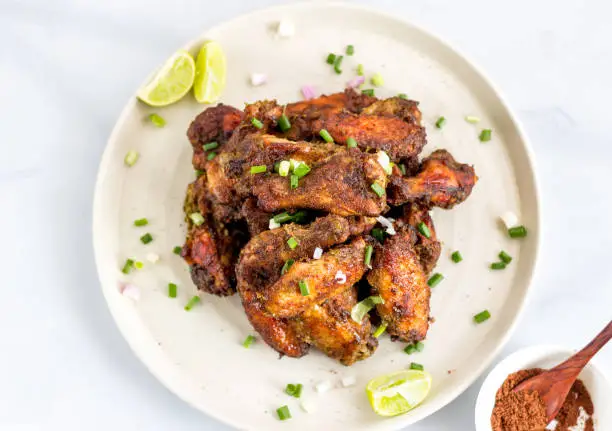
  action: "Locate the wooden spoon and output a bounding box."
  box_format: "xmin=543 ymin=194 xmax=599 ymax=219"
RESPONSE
xmin=513 ymin=319 xmax=612 ymax=421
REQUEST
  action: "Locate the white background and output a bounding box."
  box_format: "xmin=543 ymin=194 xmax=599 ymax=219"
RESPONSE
xmin=1 ymin=0 xmax=611 ymax=430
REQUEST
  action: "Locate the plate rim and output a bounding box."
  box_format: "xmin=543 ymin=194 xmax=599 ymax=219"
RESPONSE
xmin=92 ymin=2 xmax=542 ymax=429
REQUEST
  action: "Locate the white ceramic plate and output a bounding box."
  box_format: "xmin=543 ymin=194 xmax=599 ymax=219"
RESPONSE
xmin=475 ymin=345 xmax=612 ymax=430
xmin=93 ymin=3 xmax=540 ymax=430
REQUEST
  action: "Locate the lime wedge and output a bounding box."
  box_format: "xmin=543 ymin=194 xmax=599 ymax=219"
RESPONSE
xmin=366 ymin=369 xmax=432 ymax=417
xmin=137 ymin=50 xmax=195 ymax=107
xmin=193 ymin=41 xmax=227 ymax=103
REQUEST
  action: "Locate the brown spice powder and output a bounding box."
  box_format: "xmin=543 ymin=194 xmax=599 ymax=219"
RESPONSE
xmin=553 ymin=378 xmax=594 ymax=431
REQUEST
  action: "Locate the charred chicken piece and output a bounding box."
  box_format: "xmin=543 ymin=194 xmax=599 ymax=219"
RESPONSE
xmin=388 ymin=149 xmax=477 ymax=208
xmin=400 ymin=203 xmax=442 ymax=274
xmin=361 ymin=96 xmax=422 ymax=125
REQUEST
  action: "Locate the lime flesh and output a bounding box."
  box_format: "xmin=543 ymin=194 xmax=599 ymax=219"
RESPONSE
xmin=193 ymin=41 xmax=226 ymax=103
xmin=137 ymin=50 xmax=195 ymax=107
xmin=366 ymin=369 xmax=432 ymax=417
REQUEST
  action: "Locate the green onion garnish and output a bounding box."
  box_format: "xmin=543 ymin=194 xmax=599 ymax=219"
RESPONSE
xmin=184 ymin=295 xmax=200 ymax=311
xmin=417 ymin=222 xmax=431 ymax=238
xmin=293 ymin=163 xmax=311 ymax=178
xmin=398 ymin=163 xmax=407 ymax=175
xmin=243 ymin=335 xmax=256 ymax=348
xmin=371 ymin=72 xmax=384 ymax=87
xmin=173 ymin=246 xmax=182 ymax=255
xmin=373 ymin=322 xmax=387 ymax=338
xmin=346 ymin=137 xmax=358 ymax=148
xmin=346 ymin=45 xmax=355 ymax=55
xmin=273 ymin=212 xmax=293 ymax=224
xmin=364 ymin=244 xmax=374 ymax=267
xmin=351 ymin=296 xmax=383 ymax=322
xmin=134 ymin=218 xmax=148 ymax=227
xmin=499 ymin=251 xmax=513 ymax=264
xmin=319 ymin=129 xmax=334 ymax=143
xmin=168 ymin=283 xmax=177 ymax=298
xmin=410 ymin=362 xmax=424 ymax=371
xmin=290 ymin=174 xmax=299 ymax=189
xmin=326 ymin=53 xmax=336 ymax=65
xmin=333 ymin=55 xmax=343 ymax=74
xmin=207 ymin=152 xmax=216 ymax=160
xmin=276 ymin=405 xmax=291 ymax=421
xmin=451 ymin=251 xmax=463 ymax=263
xmin=490 ymin=262 xmax=506 ymax=270
xmin=435 ymin=117 xmax=447 ymax=129
xmin=251 ymin=118 xmax=264 ymax=129
xmin=370 ymin=182 xmax=385 ymax=197
xmin=203 ymin=141 xmax=218 ymax=151
xmin=140 ymin=233 xmax=153 ymax=244
xmin=281 ymin=259 xmax=294 ymax=275
xmin=398 ymin=93 xmax=408 ymax=99
xmin=273 ymin=161 xmax=280 ymax=173
xmin=250 ymin=165 xmax=267 ymax=174
xmin=121 ymin=258 xmax=135 ymax=274
xmin=287 ymin=237 xmax=299 ymax=250
xmin=479 ymin=129 xmax=492 ymax=142
xmin=278 ymin=114 xmax=291 ymax=132
xmin=278 ymin=160 xmax=291 ymax=177
xmin=371 ymin=228 xmax=385 ymax=243
xmin=415 ymin=341 xmax=425 ymax=352
xmin=299 ymin=280 xmax=310 ymax=296
xmin=189 ymin=212 xmax=205 ymax=226
xmin=134 ymin=261 xmax=144 ymax=269
xmin=357 ymin=64 xmax=364 ymax=76
xmin=474 ymin=310 xmax=491 ymax=323
xmin=285 ymin=383 xmax=303 ymax=398
xmin=124 ymin=150 xmax=139 ymax=167
xmin=195 ymin=169 xmax=205 ymax=177
xmin=427 ymin=273 xmax=444 ymax=287
xmin=404 ymin=344 xmax=416 ymax=355
xmin=465 ymin=116 xmax=481 ymax=124
xmin=362 ymin=89 xmax=375 ymax=96
xmin=148 ymin=113 xmax=166 ymax=127
xmin=508 ymin=225 xmax=528 ymax=238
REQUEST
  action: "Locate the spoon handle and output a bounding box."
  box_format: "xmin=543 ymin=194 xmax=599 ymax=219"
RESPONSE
xmin=553 ymin=319 xmax=612 ymax=375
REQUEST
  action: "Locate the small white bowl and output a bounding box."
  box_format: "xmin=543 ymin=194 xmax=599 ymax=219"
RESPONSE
xmin=475 ymin=345 xmax=612 ymax=431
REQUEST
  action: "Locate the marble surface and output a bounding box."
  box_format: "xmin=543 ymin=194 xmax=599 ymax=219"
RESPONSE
xmin=1 ymin=0 xmax=611 ymax=430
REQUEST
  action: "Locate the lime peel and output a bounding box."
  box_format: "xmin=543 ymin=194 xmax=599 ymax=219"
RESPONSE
xmin=137 ymin=50 xmax=195 ymax=107
xmin=366 ymin=369 xmax=432 ymax=417
xmin=193 ymin=41 xmax=227 ymax=103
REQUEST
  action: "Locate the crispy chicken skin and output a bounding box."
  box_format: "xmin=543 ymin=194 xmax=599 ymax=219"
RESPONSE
xmin=367 ymin=229 xmax=430 ymax=342
xmin=292 ymin=287 xmax=378 ymax=366
xmin=400 ymin=203 xmax=441 ymax=274
xmin=263 ymin=237 xmax=369 ymax=318
xmin=361 ymin=97 xmax=422 ymax=125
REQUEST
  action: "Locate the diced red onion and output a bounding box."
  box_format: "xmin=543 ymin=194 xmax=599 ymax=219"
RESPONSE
xmin=301 ymin=85 xmax=316 ymax=100
xmin=346 ymin=76 xmax=365 ymax=88
xmin=250 ymin=73 xmax=267 ymax=86
xmin=334 ymin=270 xmax=347 ymax=284
xmin=119 ymin=283 xmax=140 ymax=301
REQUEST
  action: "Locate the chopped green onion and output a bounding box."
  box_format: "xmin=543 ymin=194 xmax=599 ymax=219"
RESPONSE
xmin=319 ymin=129 xmax=334 ymax=143
xmin=398 ymin=93 xmax=408 ymax=99
xmin=370 ymin=182 xmax=385 ymax=197
xmin=276 ymin=405 xmax=291 ymax=421
xmin=250 ymin=165 xmax=267 ymax=174
xmin=281 ymin=259 xmax=295 ymax=275
xmin=134 ymin=218 xmax=148 ymax=227
xmin=333 ymin=55 xmax=343 ymax=74
xmin=278 ymin=160 xmax=291 ymax=177
xmin=290 ymin=174 xmax=299 ymax=189
xmin=168 ymin=283 xmax=177 ymax=298
xmin=417 ymin=222 xmax=431 ymax=238
xmin=195 ymin=169 xmax=205 ymax=177
xmin=189 ymin=212 xmax=205 ymax=226
xmin=293 ymin=163 xmax=311 ymax=178
xmin=404 ymin=344 xmax=416 ymax=355
xmin=508 ymin=225 xmax=528 ymax=238
xmin=351 ymin=295 xmax=384 ymax=322
xmin=299 ymin=280 xmax=310 ymax=296
xmin=203 ymin=141 xmax=218 ymax=151
xmin=251 ymin=118 xmax=264 ymax=129
xmin=326 ymin=53 xmax=336 ymax=65
xmin=134 ymin=261 xmax=144 ymax=269
xmin=371 ymin=228 xmax=385 ymax=243
xmin=451 ymin=251 xmax=463 ymax=263
xmin=465 ymin=115 xmax=481 ymax=124
xmin=474 ymin=310 xmax=491 ymax=323
xmin=285 ymin=383 xmax=303 ymax=398
xmin=206 ymin=152 xmax=216 ymax=160
xmin=362 ymin=89 xmax=375 ymax=96
xmin=273 ymin=161 xmax=281 ymax=173
xmin=124 ymin=150 xmax=139 ymax=167
xmin=364 ymin=244 xmax=374 ymax=267
xmin=184 ymin=295 xmax=200 ymax=311
xmin=479 ymin=129 xmax=492 ymax=142
xmin=140 ymin=233 xmax=153 ymax=244
xmin=397 ymin=164 xmax=406 ymax=175
xmin=435 ymin=117 xmax=446 ymax=129
xmin=173 ymin=246 xmax=182 ymax=255
xmin=243 ymin=335 xmax=256 ymax=348
xmin=287 ymin=237 xmax=299 ymax=250
xmin=490 ymin=262 xmax=506 ymax=270
xmin=410 ymin=362 xmax=424 ymax=371
xmin=499 ymin=251 xmax=513 ymax=264
xmin=148 ymin=113 xmax=166 ymax=127
xmin=278 ymin=114 xmax=291 ymax=132
xmin=371 ymin=72 xmax=384 ymax=87
xmin=373 ymin=322 xmax=387 ymax=338
xmin=415 ymin=341 xmax=425 ymax=352
xmin=291 ymin=210 xmax=308 ymax=224
xmin=345 ymin=137 xmax=357 ymax=149
xmin=273 ymin=212 xmax=292 ymax=224
xmin=357 ymin=64 xmax=364 ymax=76
xmin=346 ymin=45 xmax=355 ymax=55
xmin=121 ymin=258 xmax=135 ymax=274
xmin=427 ymin=273 xmax=444 ymax=287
